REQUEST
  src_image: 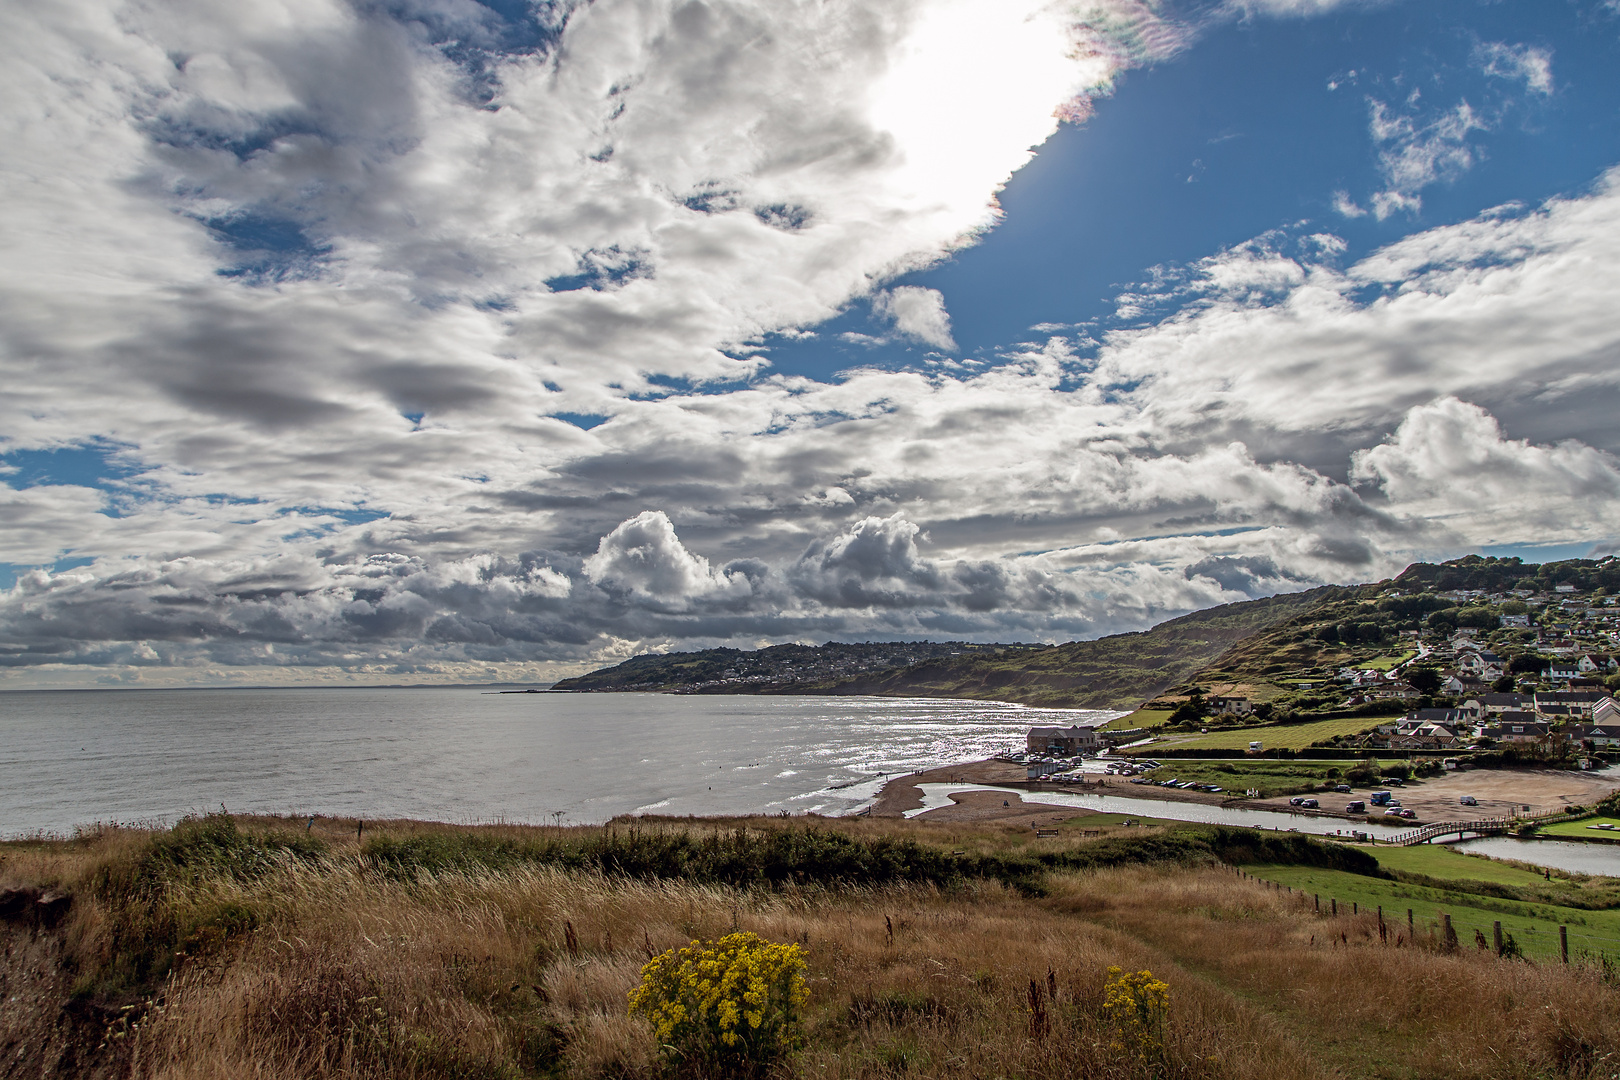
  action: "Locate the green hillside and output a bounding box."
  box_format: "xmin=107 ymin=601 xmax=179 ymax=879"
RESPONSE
xmin=821 ymin=588 xmax=1338 ymax=709
xmin=552 ymin=554 xmax=1620 ymax=716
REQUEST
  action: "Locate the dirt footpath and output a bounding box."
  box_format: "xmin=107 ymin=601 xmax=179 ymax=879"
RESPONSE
xmin=1250 ymin=767 xmax=1620 ymax=821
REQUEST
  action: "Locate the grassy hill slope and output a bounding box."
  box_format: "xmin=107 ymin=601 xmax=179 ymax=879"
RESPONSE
xmin=823 ymin=587 xmax=1339 ymax=710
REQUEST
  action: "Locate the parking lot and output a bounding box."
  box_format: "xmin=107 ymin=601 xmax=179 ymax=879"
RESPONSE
xmin=1250 ymin=766 xmax=1620 ymax=822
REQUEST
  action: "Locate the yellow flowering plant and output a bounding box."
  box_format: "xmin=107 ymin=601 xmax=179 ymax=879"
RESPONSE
xmin=628 ymin=931 xmax=809 ymax=1073
xmin=1102 ymin=966 xmax=1170 ymax=1062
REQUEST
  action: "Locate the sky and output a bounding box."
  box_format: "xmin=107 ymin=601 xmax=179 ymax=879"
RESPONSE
xmin=3 ymin=0 xmax=1620 ymax=688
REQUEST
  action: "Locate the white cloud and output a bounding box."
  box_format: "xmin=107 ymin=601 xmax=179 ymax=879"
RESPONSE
xmin=582 ymin=510 xmax=753 ymax=607
xmin=1475 ymin=41 xmax=1554 ymax=97
xmin=1225 ymin=0 xmax=1395 ymax=16
xmin=1351 ymin=397 xmax=1620 ymax=544
xmin=1366 ymin=97 xmax=1487 ymax=218
xmin=1332 ymin=190 xmax=1368 ymax=218
xmin=875 ymin=286 xmax=956 ymax=349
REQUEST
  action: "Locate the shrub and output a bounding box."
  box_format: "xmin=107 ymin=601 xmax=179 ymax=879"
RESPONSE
xmin=628 ymin=931 xmax=808 ymax=1075
xmin=1102 ymin=967 xmax=1169 ymax=1063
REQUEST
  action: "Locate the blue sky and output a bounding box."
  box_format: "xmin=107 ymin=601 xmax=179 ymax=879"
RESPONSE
xmin=3 ymin=0 xmax=1620 ymax=685
xmin=769 ymin=0 xmax=1620 ymax=377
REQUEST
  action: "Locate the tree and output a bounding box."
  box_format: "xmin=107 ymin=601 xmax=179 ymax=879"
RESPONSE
xmin=1508 ymin=655 xmax=1545 ymax=676
xmin=1406 ymin=667 xmax=1442 ymax=694
xmin=1491 ymin=674 xmax=1517 ymax=693
xmin=1357 ymin=621 xmax=1383 ymax=644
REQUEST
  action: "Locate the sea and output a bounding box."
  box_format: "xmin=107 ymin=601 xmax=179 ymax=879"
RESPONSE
xmin=0 ymin=687 xmax=1113 ymax=836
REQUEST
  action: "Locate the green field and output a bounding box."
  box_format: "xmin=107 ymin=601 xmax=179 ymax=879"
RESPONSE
xmin=1135 ymin=759 xmax=1370 ymax=798
xmin=1540 ymin=816 xmax=1620 ymax=841
xmin=1141 ymin=715 xmax=1387 ymax=751
xmin=1364 ymin=650 xmax=1418 ymax=672
xmin=1246 ymin=864 xmax=1620 ymax=960
xmin=1367 ymin=844 xmax=1559 ymax=887
xmin=1102 ymin=707 xmax=1172 ymax=731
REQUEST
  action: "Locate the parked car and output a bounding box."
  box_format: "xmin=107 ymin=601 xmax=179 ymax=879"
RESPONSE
xmin=1460 ymin=795 xmax=1479 ymax=806
xmin=1334 ymin=784 xmax=1352 ymax=793
xmin=1300 ymin=798 xmax=1319 ymax=809
xmin=1289 ymin=796 xmax=1307 ymax=806
xmin=1383 ymin=807 xmax=1405 ymax=817
xmin=1382 ymin=777 xmax=1405 ymax=786
xmin=1396 ymin=808 xmax=1416 ymax=819
xmin=1345 ymin=800 xmax=1366 ymax=813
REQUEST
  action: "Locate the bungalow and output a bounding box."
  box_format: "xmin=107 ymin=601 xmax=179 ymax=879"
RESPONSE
xmin=1391 ymin=724 xmax=1461 ymax=751
xmin=1211 ymin=696 xmax=1255 ymax=717
xmin=1569 ymin=722 xmax=1620 ymax=749
xmin=1499 ymin=613 xmax=1531 ymax=629
xmin=1578 ymin=654 xmax=1619 ymax=675
xmin=1462 ymin=692 xmax=1530 ymax=717
xmin=1026 ymin=725 xmax=1103 ymax=756
xmin=1557 ymin=582 xmax=1579 ymax=594
xmin=1367 ymin=682 xmax=1421 ymax=702
xmin=1481 ymin=715 xmax=1551 ymax=744
xmin=1402 ymin=707 xmax=1472 ymax=729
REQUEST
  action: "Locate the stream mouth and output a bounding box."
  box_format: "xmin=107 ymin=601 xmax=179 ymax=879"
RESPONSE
xmin=904 ymin=784 xmax=1620 ymax=877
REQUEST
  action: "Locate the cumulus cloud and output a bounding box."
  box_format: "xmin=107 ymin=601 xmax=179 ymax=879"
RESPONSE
xmin=1351 ymin=398 xmax=1620 ymax=543
xmin=874 ymin=286 xmax=956 ymax=349
xmin=583 ymin=510 xmax=753 ymax=607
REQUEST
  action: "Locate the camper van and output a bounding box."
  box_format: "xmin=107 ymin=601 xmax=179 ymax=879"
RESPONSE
xmin=1369 ymin=791 xmax=1393 ymax=807
xmin=1248 ymin=741 xmax=1264 ymax=752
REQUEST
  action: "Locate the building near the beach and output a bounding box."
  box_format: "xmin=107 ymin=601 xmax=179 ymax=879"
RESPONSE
xmin=1026 ymin=725 xmax=1102 ymax=756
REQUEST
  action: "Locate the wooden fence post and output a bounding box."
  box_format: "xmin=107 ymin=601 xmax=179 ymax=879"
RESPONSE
xmin=1493 ymin=921 xmax=1503 ymax=955
xmin=1561 ymin=925 xmax=1569 ymax=964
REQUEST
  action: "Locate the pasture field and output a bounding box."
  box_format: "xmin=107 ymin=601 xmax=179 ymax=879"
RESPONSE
xmin=1368 ymin=844 xmax=1559 ymax=887
xmin=1541 ymin=816 xmax=1620 ymax=840
xmin=1101 ymin=707 xmax=1172 ymax=730
xmin=1143 ymin=715 xmax=1386 ymax=751
xmin=1244 ymin=864 xmax=1620 ymax=960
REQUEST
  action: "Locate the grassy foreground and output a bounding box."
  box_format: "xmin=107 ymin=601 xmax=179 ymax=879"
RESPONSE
xmin=4 ymin=813 xmax=1620 ymax=1080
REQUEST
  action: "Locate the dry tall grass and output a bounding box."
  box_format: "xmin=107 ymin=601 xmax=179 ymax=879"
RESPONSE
xmin=3 ymin=816 xmax=1618 ymax=1080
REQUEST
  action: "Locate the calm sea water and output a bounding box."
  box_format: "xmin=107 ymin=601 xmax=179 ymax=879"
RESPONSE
xmin=0 ymin=688 xmax=1114 ymax=836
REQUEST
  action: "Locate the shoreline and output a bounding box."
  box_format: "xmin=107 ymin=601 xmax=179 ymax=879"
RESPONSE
xmin=870 ymin=757 xmax=1620 ymax=831
xmin=867 ymin=758 xmax=1240 ymax=823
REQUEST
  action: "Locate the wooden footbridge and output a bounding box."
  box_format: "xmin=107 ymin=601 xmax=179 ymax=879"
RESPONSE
xmin=1382 ymin=818 xmax=1516 ymax=846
